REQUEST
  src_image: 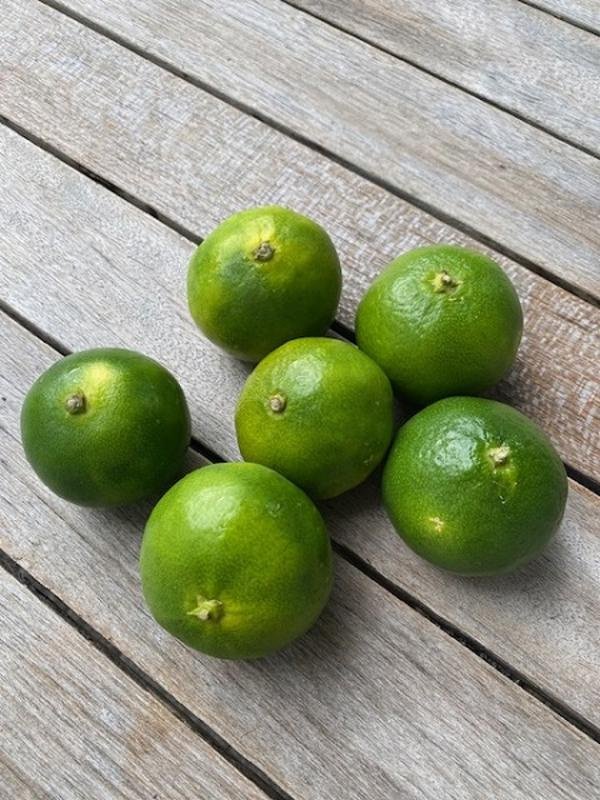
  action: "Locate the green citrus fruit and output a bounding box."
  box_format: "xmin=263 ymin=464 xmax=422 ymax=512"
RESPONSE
xmin=355 ymin=245 xmax=523 ymax=405
xmin=140 ymin=462 xmax=333 ymax=659
xmin=235 ymin=337 xmax=395 ymax=499
xmin=187 ymin=206 xmax=342 ymax=362
xmin=21 ymin=349 xmax=191 ymax=507
xmin=383 ymin=397 xmax=567 ymax=576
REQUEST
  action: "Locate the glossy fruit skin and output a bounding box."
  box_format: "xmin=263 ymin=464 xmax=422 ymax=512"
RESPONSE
xmin=21 ymin=349 xmax=191 ymax=507
xmin=383 ymin=397 xmax=567 ymax=576
xmin=187 ymin=206 xmax=342 ymax=362
xmin=355 ymin=245 xmax=523 ymax=405
xmin=235 ymin=337 xmax=395 ymax=499
xmin=140 ymin=462 xmax=333 ymax=659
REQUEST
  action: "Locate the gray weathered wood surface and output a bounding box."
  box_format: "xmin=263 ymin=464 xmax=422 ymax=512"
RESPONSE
xmin=528 ymin=0 xmax=600 ymax=32
xmin=2 ymin=313 xmax=600 ymax=799
xmin=1 ymin=124 xmax=600 ymax=734
xmin=49 ymin=0 xmax=600 ymax=297
xmin=2 ymin=1 xmax=600 ymax=797
xmin=291 ymin=0 xmax=600 ymax=153
xmin=1 ymin=0 xmax=598 ymax=480
xmin=0 ymin=570 xmax=269 ymax=800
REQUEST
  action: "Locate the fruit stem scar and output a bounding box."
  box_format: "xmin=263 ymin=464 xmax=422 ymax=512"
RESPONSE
xmin=187 ymin=596 xmax=224 ymax=622
xmin=432 ymin=270 xmax=459 ymax=293
xmin=269 ymin=393 xmax=287 ymax=413
xmin=65 ymin=393 xmax=86 ymax=414
xmin=489 ymin=444 xmax=511 ymax=466
xmin=253 ymin=241 xmax=275 ymax=262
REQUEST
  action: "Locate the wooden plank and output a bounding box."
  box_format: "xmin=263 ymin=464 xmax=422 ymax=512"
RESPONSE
xmin=291 ymin=0 xmax=600 ymax=154
xmin=0 ymin=764 xmax=42 ymax=800
xmin=0 ymin=572 xmax=269 ymax=800
xmin=42 ymin=0 xmax=600 ymax=298
xmin=1 ymin=0 xmax=598 ymax=481
xmin=1 ymin=125 xmax=600 ymax=736
xmin=527 ymin=0 xmax=600 ymax=33
xmin=2 ymin=317 xmax=600 ymax=800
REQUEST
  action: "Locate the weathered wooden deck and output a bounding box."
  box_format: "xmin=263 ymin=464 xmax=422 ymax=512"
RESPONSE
xmin=1 ymin=2 xmax=599 ymax=798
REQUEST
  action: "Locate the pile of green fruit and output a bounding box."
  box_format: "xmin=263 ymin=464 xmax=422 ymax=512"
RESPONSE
xmin=21 ymin=206 xmax=568 ymax=660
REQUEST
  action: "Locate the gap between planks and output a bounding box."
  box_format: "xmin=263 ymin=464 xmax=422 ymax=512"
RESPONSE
xmin=280 ymin=0 xmax=600 ymax=161
xmin=1 ymin=31 xmax=596 ymax=736
xmin=2 ymin=124 xmax=600 ymax=786
xmin=31 ymin=0 xmax=600 ymax=309
xmin=3 ymin=300 xmax=600 ymax=753
xmin=0 ymin=568 xmax=275 ymax=800
xmin=516 ymin=0 xmax=600 ymax=36
xmin=332 ymin=316 xmax=600 ymax=497
xmin=1 ymin=253 xmax=597 ymax=497
xmin=5 ymin=281 xmax=598 ymax=499
xmin=0 ymin=548 xmax=295 ymax=800
xmin=0 ymin=112 xmax=597 ymax=485
xmin=0 ymin=114 xmax=200 ymax=246
xmin=1 ymin=18 xmax=597 ymax=481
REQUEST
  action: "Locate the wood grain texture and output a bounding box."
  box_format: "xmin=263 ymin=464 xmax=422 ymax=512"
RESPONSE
xmin=1 ymin=125 xmax=600 ymax=734
xmin=1 ymin=0 xmax=598 ymax=479
xmin=2 ymin=317 xmax=600 ymax=800
xmin=527 ymin=0 xmax=600 ymax=33
xmin=0 ymin=572 xmax=269 ymax=800
xmin=291 ymin=0 xmax=600 ymax=154
xmin=47 ymin=0 xmax=600 ymax=297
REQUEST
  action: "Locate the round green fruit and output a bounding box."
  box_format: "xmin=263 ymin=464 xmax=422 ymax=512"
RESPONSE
xmin=140 ymin=462 xmax=333 ymax=659
xmin=21 ymin=348 xmax=191 ymax=507
xmin=356 ymin=245 xmax=523 ymax=405
xmin=235 ymin=337 xmax=395 ymax=499
xmin=187 ymin=206 xmax=342 ymax=362
xmin=383 ymin=397 xmax=567 ymax=576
